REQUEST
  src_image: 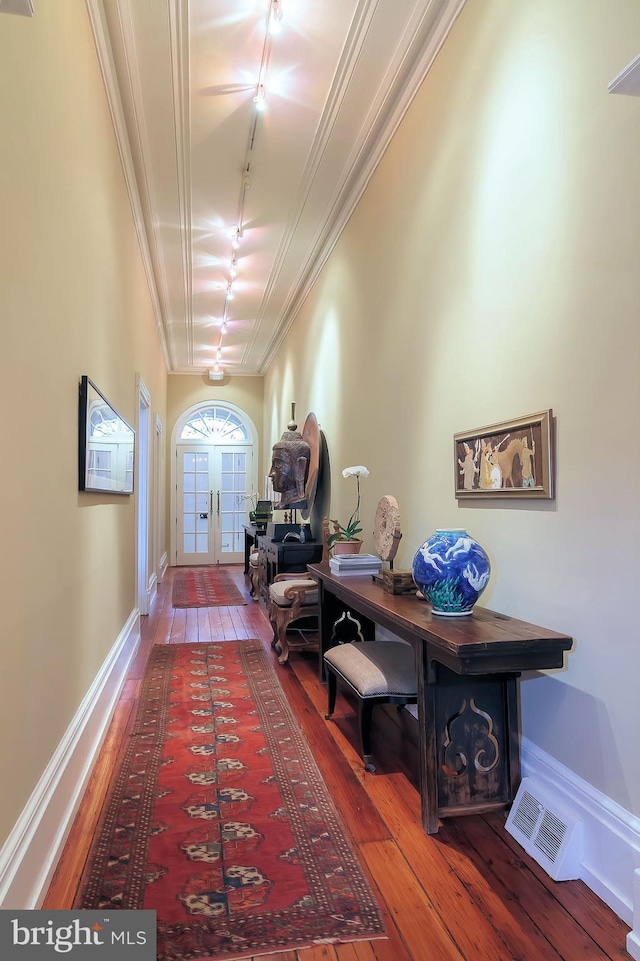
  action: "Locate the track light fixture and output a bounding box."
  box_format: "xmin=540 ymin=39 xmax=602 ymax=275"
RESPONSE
xmin=214 ymin=2 xmax=287 ymax=365
xmin=253 ymin=84 xmax=266 ymax=111
xmin=270 ymin=0 xmax=283 ymax=36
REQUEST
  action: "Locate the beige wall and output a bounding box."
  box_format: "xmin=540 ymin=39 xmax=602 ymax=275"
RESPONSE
xmin=0 ymin=3 xmax=167 ymax=845
xmin=167 ymin=375 xmax=264 ymax=444
xmin=264 ymin=0 xmax=640 ymax=814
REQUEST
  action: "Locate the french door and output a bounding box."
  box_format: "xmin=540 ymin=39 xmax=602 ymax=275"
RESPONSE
xmin=176 ymin=445 xmax=251 ymax=565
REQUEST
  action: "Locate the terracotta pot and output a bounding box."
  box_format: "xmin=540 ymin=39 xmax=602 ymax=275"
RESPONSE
xmin=332 ymin=539 xmax=363 ymax=556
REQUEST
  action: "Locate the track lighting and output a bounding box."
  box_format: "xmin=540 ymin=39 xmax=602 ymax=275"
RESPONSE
xmin=215 ymin=6 xmax=287 ymax=346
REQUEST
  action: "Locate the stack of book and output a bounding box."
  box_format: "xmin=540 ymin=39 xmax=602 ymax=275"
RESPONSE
xmin=329 ymin=553 xmax=383 ymax=577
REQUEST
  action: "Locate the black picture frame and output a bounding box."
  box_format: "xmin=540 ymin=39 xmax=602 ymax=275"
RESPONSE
xmin=79 ymin=376 xmax=135 ymax=494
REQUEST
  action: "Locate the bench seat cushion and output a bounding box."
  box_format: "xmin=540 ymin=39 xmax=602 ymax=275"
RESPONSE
xmin=269 ymin=579 xmax=318 ymax=607
xmin=323 ymin=641 xmax=417 ymax=698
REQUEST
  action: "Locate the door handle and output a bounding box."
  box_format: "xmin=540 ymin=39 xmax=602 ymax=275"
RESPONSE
xmin=217 ymin=491 xmax=220 ymax=515
xmin=199 ymin=513 xmax=208 ymax=519
xmin=210 ymin=490 xmax=213 ymax=514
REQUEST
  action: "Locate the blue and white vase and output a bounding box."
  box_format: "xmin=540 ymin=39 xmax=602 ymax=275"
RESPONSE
xmin=412 ymin=529 xmax=490 ymax=616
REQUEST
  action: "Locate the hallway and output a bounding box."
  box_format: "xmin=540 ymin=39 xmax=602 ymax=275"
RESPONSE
xmin=43 ymin=567 xmax=630 ymax=961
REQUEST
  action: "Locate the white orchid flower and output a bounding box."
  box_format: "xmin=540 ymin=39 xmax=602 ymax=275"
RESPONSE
xmin=329 ymin=466 xmax=370 ymax=548
xmin=342 ymin=465 xmax=370 ymax=478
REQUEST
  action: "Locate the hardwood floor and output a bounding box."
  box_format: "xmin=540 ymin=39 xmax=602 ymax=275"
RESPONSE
xmin=43 ymin=567 xmax=630 ymax=961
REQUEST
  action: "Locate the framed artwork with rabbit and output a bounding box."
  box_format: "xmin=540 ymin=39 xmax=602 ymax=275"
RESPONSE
xmin=454 ymin=409 xmax=554 ymax=499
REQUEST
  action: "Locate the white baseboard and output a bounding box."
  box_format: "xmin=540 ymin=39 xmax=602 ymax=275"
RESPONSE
xmin=629 ymin=871 xmax=640 ymax=960
xmin=159 ymin=552 xmax=168 ymax=579
xmin=147 ymin=571 xmax=158 ymax=611
xmin=521 ymin=736 xmax=640 ymax=952
xmin=0 ymin=609 xmax=141 ymax=909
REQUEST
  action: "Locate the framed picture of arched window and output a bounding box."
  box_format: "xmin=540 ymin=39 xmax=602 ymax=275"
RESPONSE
xmin=78 ymin=376 xmax=135 ymax=494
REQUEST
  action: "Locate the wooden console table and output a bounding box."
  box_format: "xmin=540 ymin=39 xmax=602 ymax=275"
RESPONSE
xmin=307 ymin=562 xmax=572 ymax=835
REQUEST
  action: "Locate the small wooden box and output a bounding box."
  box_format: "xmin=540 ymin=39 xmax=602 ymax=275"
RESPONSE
xmin=382 ymin=569 xmax=415 ymax=594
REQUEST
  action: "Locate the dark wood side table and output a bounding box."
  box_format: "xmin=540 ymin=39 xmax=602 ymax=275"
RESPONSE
xmin=261 ymin=537 xmax=324 ymax=583
xmin=248 ymin=535 xmax=324 ymax=608
xmin=307 ymin=561 xmax=573 ymax=836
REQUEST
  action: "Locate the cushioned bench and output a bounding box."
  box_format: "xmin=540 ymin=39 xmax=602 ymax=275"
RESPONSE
xmin=323 ymin=640 xmax=418 ymax=772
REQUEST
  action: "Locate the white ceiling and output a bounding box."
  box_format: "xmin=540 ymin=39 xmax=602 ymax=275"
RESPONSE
xmin=87 ymin=0 xmax=465 ymax=376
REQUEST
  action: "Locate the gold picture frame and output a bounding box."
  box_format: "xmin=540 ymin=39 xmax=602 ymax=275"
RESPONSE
xmin=454 ymin=409 xmax=554 ymax=499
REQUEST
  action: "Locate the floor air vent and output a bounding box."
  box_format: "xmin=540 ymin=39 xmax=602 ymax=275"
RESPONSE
xmin=505 ymin=777 xmax=583 ymax=881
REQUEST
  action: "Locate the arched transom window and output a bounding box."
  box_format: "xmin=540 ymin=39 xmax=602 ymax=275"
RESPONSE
xmin=179 ymin=406 xmax=249 ymax=442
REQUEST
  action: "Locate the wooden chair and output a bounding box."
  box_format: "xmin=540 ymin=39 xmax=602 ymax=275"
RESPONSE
xmin=323 ymin=640 xmax=418 ymax=772
xmin=248 ymin=548 xmax=262 ymax=599
xmin=268 ymin=575 xmax=320 ymax=664
xmin=267 ymin=517 xmax=329 ymax=665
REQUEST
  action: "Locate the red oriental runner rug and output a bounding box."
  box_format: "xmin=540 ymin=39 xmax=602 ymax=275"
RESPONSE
xmin=78 ymin=641 xmax=386 ymax=960
xmin=172 ymin=568 xmax=246 ymax=608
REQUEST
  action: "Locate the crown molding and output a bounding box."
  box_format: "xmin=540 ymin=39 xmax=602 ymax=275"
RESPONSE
xmin=85 ymin=0 xmax=171 ymax=370
xmin=259 ymin=0 xmax=467 ymax=373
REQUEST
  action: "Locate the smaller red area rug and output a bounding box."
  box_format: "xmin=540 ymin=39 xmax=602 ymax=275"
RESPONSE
xmin=172 ymin=568 xmax=246 ymax=608
xmin=78 ymin=641 xmax=386 ymax=961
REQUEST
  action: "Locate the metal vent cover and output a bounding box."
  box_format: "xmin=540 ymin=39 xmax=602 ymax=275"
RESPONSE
xmin=505 ymin=778 xmax=583 ymax=881
xmin=510 ymin=789 xmax=541 ymax=839
xmin=535 ymin=808 xmax=568 ymax=863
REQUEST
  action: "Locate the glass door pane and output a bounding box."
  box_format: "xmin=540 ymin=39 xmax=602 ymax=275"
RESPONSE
xmin=216 ymin=447 xmax=250 ymax=561
xmin=177 ymin=449 xmax=214 ymax=565
xmin=176 ymin=444 xmax=252 ymax=566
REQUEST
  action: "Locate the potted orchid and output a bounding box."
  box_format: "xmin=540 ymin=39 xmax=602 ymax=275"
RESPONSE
xmin=328 ymin=465 xmax=370 ymax=553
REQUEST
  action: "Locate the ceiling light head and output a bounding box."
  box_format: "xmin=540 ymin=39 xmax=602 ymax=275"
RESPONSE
xmin=270 ymin=1 xmax=283 ymax=35
xmin=253 ymin=84 xmax=266 ymax=111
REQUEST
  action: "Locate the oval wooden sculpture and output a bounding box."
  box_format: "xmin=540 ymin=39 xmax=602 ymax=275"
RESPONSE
xmin=301 ymin=411 xmax=320 ymax=513
xmin=374 ymin=494 xmax=402 ymax=562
